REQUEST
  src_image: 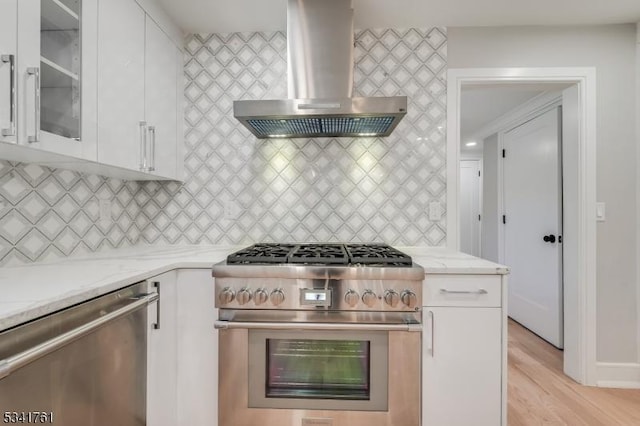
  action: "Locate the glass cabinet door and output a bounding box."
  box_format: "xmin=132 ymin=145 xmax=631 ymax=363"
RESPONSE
xmin=40 ymin=0 xmax=81 ymax=140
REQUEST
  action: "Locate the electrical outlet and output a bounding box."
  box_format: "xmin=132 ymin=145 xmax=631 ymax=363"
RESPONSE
xmin=99 ymin=199 xmax=112 ymax=222
xmin=429 ymin=202 xmax=442 ymax=221
xmin=224 ymin=201 xmax=239 ymax=220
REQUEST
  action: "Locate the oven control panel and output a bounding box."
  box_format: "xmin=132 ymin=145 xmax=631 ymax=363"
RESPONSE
xmin=214 ymin=280 xmax=422 ymax=311
xmin=300 ymin=289 xmax=332 ymax=307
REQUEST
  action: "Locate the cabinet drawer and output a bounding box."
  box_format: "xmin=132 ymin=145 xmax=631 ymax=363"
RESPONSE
xmin=424 ymin=275 xmax=502 ymax=307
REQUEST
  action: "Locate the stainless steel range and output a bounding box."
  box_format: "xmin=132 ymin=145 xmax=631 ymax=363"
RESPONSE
xmin=213 ymin=243 xmax=424 ymax=426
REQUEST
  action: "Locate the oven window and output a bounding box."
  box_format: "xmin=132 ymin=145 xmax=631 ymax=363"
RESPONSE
xmin=266 ymin=339 xmax=370 ymax=400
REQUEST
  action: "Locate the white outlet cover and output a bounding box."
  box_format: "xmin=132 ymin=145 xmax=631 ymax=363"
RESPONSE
xmin=429 ymin=202 xmax=442 ymax=221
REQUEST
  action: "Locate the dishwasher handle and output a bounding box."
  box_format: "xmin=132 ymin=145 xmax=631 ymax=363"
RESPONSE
xmin=0 ymin=293 xmax=158 ymax=381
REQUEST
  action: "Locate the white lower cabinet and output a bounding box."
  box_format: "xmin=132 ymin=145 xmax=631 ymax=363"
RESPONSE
xmin=146 ymin=270 xmax=178 ymax=426
xmin=176 ymin=269 xmax=218 ymax=426
xmin=422 ymin=275 xmax=506 ymax=426
xmin=145 ymin=268 xmax=217 ymax=426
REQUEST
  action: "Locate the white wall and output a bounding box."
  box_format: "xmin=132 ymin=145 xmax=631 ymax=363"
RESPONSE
xmin=481 ymin=133 xmax=499 ymax=263
xmin=448 ymin=25 xmax=638 ymax=363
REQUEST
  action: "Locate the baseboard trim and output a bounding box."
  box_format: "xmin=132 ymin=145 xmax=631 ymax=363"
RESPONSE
xmin=596 ymin=362 xmax=640 ymax=388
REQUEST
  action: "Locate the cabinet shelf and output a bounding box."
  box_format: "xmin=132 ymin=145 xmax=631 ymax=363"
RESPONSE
xmin=41 ymin=0 xmax=79 ymax=31
xmin=40 ymin=56 xmax=78 ymax=88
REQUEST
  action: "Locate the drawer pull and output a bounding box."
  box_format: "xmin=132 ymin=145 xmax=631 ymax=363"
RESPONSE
xmin=439 ymin=288 xmax=488 ymax=295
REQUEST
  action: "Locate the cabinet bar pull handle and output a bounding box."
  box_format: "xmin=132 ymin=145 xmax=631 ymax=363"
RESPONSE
xmin=439 ymin=288 xmax=488 ymax=295
xmin=152 ymin=281 xmax=160 ymax=329
xmin=139 ymin=121 xmax=147 ymax=171
xmin=214 ymin=321 xmax=422 ymax=332
xmin=427 ymin=310 xmax=434 ymax=357
xmin=148 ymin=125 xmax=156 ymax=172
xmin=27 ymin=67 xmax=40 ymax=143
xmin=1 ymin=55 xmax=16 ymax=137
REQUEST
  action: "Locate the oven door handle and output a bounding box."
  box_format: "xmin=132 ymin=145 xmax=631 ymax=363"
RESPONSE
xmin=214 ymin=320 xmax=422 ymax=332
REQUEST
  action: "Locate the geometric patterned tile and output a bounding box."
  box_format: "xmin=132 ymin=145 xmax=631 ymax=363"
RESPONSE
xmin=17 ymin=192 xmax=49 ymax=224
xmin=135 ymin=27 xmax=448 ymax=247
xmin=0 ymin=210 xmax=32 ymax=244
xmin=36 ymin=211 xmax=66 ymax=240
xmin=53 ymin=227 xmax=80 ymax=255
xmin=0 ymin=171 xmax=31 ymax=205
xmin=17 ymin=228 xmax=49 ymax=260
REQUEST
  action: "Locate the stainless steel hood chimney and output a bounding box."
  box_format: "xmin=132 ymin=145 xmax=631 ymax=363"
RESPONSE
xmin=233 ymin=0 xmax=407 ymax=139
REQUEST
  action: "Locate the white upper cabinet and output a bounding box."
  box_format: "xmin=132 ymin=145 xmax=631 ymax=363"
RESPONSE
xmin=15 ymin=0 xmax=97 ymax=159
xmin=97 ymin=0 xmax=181 ymax=180
xmin=0 ymin=0 xmax=183 ymax=181
xmin=144 ymin=15 xmax=178 ymax=178
xmin=97 ymin=0 xmax=145 ymax=172
xmin=0 ymin=0 xmax=18 ymax=145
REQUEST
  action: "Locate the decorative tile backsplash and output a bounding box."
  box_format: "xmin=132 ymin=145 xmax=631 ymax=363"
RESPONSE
xmin=0 ymin=162 xmax=141 ymax=266
xmin=0 ymin=27 xmax=448 ymax=266
xmin=138 ymin=27 xmax=448 ymax=246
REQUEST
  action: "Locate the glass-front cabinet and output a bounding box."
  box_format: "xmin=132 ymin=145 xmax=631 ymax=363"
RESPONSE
xmin=11 ymin=0 xmax=97 ymax=158
xmin=40 ymin=0 xmax=81 ymax=140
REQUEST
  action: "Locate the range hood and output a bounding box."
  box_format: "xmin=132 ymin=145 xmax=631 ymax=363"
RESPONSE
xmin=233 ymin=0 xmax=407 ymax=139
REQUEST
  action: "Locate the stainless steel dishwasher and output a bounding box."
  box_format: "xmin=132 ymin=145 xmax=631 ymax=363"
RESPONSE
xmin=0 ymin=282 xmax=157 ymax=426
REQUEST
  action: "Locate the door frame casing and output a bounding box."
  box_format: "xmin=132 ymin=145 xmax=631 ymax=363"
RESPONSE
xmin=446 ymin=67 xmax=597 ymax=385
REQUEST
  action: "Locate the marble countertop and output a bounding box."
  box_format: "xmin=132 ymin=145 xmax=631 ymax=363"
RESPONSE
xmin=0 ymin=245 xmax=508 ymax=332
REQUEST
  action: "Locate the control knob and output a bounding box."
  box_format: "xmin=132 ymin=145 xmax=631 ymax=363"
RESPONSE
xmin=361 ymin=290 xmax=377 ymax=308
xmin=401 ymin=290 xmax=418 ymax=309
xmin=270 ymin=288 xmax=285 ymax=306
xmin=254 ymin=288 xmax=268 ymax=306
xmin=218 ymin=287 xmax=235 ymax=305
xmin=237 ymin=288 xmax=252 ymax=305
xmin=344 ymin=289 xmax=360 ymax=307
xmin=384 ymin=289 xmax=400 ymax=307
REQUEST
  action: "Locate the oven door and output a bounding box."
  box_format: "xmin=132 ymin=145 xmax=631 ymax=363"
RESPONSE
xmin=215 ymin=320 xmax=421 ymax=426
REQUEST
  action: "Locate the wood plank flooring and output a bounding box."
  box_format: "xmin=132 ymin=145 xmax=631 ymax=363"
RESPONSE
xmin=508 ymin=319 xmax=640 ymax=425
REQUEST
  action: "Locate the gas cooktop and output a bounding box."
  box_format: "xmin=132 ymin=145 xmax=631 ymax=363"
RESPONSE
xmin=226 ymin=243 xmax=413 ymax=267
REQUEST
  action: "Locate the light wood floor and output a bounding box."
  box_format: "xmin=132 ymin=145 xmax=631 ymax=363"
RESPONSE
xmin=508 ymin=319 xmax=640 ymax=425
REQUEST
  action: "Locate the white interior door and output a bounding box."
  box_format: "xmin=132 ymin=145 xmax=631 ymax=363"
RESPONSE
xmin=460 ymin=160 xmax=481 ymax=257
xmin=503 ymin=107 xmax=563 ymax=348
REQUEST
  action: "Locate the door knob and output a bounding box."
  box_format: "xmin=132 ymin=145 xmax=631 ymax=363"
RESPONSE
xmin=543 ymin=234 xmax=556 ymax=243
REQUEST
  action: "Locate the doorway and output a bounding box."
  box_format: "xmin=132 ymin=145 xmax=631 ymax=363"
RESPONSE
xmin=447 ymin=68 xmax=597 ymax=386
xmin=460 ymin=88 xmax=565 ymax=348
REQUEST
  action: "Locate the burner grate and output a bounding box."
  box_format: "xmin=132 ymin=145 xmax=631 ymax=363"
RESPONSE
xmin=226 ymin=243 xmax=413 ymax=266
xmin=226 ymin=243 xmax=297 ymax=264
xmin=288 ymin=244 xmax=349 ymax=265
xmin=345 ymin=244 xmax=413 ymax=266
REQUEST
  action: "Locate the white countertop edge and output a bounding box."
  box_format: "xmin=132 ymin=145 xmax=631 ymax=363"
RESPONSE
xmin=0 ymin=245 xmax=508 ymax=332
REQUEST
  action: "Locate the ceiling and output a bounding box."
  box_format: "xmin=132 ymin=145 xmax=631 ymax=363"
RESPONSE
xmin=158 ymin=0 xmax=640 ymax=34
